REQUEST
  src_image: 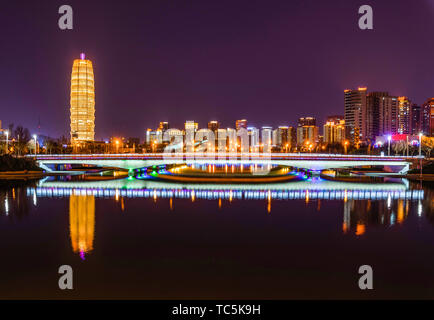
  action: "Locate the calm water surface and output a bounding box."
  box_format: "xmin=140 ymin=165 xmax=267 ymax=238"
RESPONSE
xmin=0 ymin=176 xmax=433 ymax=299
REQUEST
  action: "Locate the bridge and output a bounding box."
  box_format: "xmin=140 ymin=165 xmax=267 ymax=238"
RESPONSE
xmin=33 ymin=153 xmax=418 ymax=174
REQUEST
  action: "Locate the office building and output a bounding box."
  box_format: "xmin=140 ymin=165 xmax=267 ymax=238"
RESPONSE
xmin=185 ymin=120 xmax=198 ymax=132
xmin=323 ymin=118 xmax=345 ymax=144
xmin=344 ymin=88 xmax=366 ymax=143
xmin=422 ymin=98 xmax=434 ymax=136
xmin=397 ymin=96 xmax=411 ymax=134
xmin=235 ymin=119 xmax=248 ymax=130
xmin=298 ymin=117 xmax=316 ymax=127
xmin=208 ymin=121 xmax=219 ymax=132
xmin=365 ymin=92 xmax=389 ymax=141
xmin=379 ymin=95 xmax=399 ymax=136
xmin=297 ymin=125 xmax=319 ymax=146
xmin=410 ymin=104 xmax=421 ymax=135
xmin=288 ymin=126 xmax=296 ymax=148
xmin=158 ymin=122 xmax=169 ymax=132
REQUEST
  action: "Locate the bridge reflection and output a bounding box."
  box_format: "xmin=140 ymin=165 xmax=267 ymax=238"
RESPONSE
xmin=30 ymin=177 xmax=424 ymax=201
xmin=32 ymin=186 xmax=423 ymax=201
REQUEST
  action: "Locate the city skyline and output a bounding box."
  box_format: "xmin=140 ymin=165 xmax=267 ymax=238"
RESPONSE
xmin=2 ymin=1 xmax=434 ymax=139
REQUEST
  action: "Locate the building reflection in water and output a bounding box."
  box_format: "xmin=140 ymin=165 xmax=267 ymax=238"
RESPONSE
xmin=0 ymin=186 xmax=33 ymax=220
xmin=69 ymin=193 xmax=95 ymax=260
xmin=26 ymin=183 xmax=430 ymax=240
xmin=343 ymin=198 xmax=411 ymax=236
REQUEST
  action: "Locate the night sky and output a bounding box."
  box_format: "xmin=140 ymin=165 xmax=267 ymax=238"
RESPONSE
xmin=1 ymin=0 xmax=434 ymax=140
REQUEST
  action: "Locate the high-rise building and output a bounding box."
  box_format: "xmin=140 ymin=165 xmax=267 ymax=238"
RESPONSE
xmin=364 ymin=92 xmax=389 ymax=141
xmin=247 ymin=127 xmax=259 ymax=151
xmin=344 ymin=88 xmax=366 ymax=143
xmin=145 ymin=128 xmax=162 ymax=145
xmin=208 ymin=121 xmax=219 ymax=132
xmin=297 ymin=125 xmax=319 ymax=146
xmin=379 ymin=96 xmax=399 ymax=136
xmin=326 ymin=115 xmax=344 ymax=123
xmin=323 ymin=119 xmax=346 ymax=144
xmin=158 ymin=122 xmax=169 ymax=132
xmin=288 ymin=126 xmax=296 ymax=148
xmin=185 ymin=120 xmax=198 ymax=132
xmin=275 ymin=126 xmax=289 ymax=147
xmin=261 ymin=126 xmax=273 ymax=151
xmin=235 ymin=119 xmax=248 ymax=130
xmin=70 ymin=53 xmax=95 ymax=142
xmin=298 ymin=117 xmax=316 ymax=127
xmin=410 ymin=104 xmax=421 ymax=135
xmin=397 ymin=96 xmax=411 ymax=134
xmin=422 ymin=98 xmax=434 ymax=136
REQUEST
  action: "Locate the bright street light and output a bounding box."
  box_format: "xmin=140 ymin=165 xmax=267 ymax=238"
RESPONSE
xmin=33 ymin=134 xmax=37 ymax=156
xmin=419 ymin=132 xmax=423 ymax=178
xmin=387 ymin=135 xmax=392 ymax=156
xmin=5 ymin=130 xmax=8 ymax=154
xmin=419 ymin=132 xmax=422 ymax=157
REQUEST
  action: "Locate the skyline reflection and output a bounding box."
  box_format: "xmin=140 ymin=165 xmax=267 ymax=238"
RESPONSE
xmin=0 ymin=178 xmax=431 ymax=260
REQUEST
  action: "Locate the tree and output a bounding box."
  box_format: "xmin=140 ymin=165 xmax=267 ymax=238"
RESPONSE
xmin=14 ymin=125 xmax=31 ymax=156
xmin=393 ymin=140 xmax=407 ymax=155
xmin=422 ymin=136 xmax=434 ymax=159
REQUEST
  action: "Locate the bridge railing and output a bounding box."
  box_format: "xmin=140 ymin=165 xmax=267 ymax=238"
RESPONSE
xmin=31 ymin=152 xmax=420 ymax=161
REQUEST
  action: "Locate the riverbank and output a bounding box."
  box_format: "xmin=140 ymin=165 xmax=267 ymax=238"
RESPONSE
xmin=0 ymin=155 xmax=43 ymax=179
xmin=0 ymin=170 xmax=44 ymax=180
xmin=405 ymin=174 xmax=434 ymax=182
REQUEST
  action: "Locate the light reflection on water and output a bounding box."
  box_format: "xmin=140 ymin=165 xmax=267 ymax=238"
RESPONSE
xmin=0 ymin=176 xmax=434 ymax=299
xmin=0 ymin=176 xmax=430 ymax=255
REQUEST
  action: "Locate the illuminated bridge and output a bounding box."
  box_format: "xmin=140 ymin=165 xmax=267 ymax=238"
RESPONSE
xmin=33 ymin=153 xmax=417 ymax=174
xmin=29 ymin=177 xmax=424 ymax=201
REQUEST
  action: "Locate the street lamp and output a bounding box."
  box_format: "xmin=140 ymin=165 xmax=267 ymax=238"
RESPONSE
xmin=33 ymin=134 xmax=37 ymax=156
xmin=387 ymin=135 xmax=392 ymax=156
xmin=418 ymin=132 xmax=422 ymax=157
xmin=5 ymin=130 xmax=8 ymax=154
xmin=419 ymin=132 xmax=423 ymax=178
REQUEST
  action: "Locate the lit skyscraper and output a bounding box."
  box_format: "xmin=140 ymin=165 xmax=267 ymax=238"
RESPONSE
xmin=70 ymin=53 xmax=95 ymax=142
xmin=185 ymin=120 xmax=198 ymax=131
xmin=235 ymin=119 xmax=248 ymax=130
xmin=298 ymin=117 xmax=316 ymax=127
xmin=208 ymin=121 xmax=220 ymax=132
xmin=397 ymin=96 xmax=411 ymax=134
xmin=410 ymin=104 xmax=421 ymax=135
xmin=344 ymin=88 xmax=366 ymax=143
xmin=158 ymin=122 xmax=169 ymax=132
xmin=365 ymin=92 xmax=389 ymax=141
xmin=323 ymin=118 xmax=345 ymax=144
xmin=379 ymin=95 xmax=398 ymax=136
xmin=422 ymin=98 xmax=434 ymax=136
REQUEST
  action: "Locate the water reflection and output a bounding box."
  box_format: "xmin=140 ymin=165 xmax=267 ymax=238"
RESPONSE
xmin=0 ymin=181 xmax=35 ymax=220
xmin=0 ymin=177 xmax=433 ymax=260
xmin=69 ymin=193 xmax=95 ymax=260
xmin=343 ymin=199 xmax=411 ymax=235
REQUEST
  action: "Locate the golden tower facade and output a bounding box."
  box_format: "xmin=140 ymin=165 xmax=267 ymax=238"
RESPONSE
xmin=70 ymin=53 xmax=95 ymax=142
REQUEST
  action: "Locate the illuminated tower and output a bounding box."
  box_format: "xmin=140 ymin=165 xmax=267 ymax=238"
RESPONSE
xmin=70 ymin=53 xmax=95 ymax=142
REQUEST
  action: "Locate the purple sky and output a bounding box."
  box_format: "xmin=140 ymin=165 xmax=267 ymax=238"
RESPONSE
xmin=1 ymin=0 xmax=434 ymax=140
